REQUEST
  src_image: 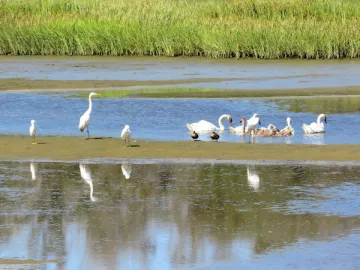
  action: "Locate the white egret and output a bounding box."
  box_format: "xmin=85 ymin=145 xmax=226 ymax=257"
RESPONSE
xmin=302 ymin=114 xmax=327 ymax=134
xmin=246 ymin=113 xmax=262 ymax=138
xmin=186 ymin=114 xmax=232 ymax=132
xmin=121 ymin=125 xmax=131 ymax=147
xmin=79 ymin=92 xmax=100 ymax=137
xmin=29 ymin=120 xmax=37 ymax=144
xmin=121 ymin=163 xmax=132 ymax=179
xmin=79 ymin=164 xmax=98 ymax=202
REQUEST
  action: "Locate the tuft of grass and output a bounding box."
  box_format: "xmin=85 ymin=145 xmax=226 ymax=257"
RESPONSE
xmin=1 ymin=0 xmax=360 ymax=59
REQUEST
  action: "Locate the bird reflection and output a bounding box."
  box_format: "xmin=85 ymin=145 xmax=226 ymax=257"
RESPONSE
xmin=121 ymin=163 xmax=132 ymax=179
xmin=30 ymin=161 xmax=37 ymax=180
xmin=303 ymin=134 xmax=325 ymax=145
xmin=79 ymin=164 xmax=98 ymax=202
xmin=247 ymin=166 xmax=260 ymax=192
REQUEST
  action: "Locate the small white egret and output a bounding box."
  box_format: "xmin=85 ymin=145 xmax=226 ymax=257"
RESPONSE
xmin=121 ymin=163 xmax=132 ymax=179
xmin=79 ymin=164 xmax=98 ymax=202
xmin=121 ymin=125 xmax=131 ymax=147
xmin=29 ymin=120 xmax=37 ymax=144
xmin=79 ymin=92 xmax=100 ymax=137
xmin=186 ymin=114 xmax=233 ymax=132
xmin=302 ymin=114 xmax=327 ymax=134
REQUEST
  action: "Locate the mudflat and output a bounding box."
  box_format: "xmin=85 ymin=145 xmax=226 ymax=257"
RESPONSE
xmin=1 ymin=136 xmax=359 ymax=161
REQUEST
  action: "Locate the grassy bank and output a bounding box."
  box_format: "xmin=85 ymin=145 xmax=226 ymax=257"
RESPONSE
xmin=1 ymin=136 xmax=360 ymax=161
xmin=1 ymin=0 xmax=360 ymax=59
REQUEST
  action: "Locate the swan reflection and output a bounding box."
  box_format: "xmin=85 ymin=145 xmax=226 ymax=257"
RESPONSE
xmin=247 ymin=166 xmax=260 ymax=192
xmin=303 ymin=134 xmax=325 ymax=145
xmin=30 ymin=161 xmax=37 ymax=180
xmin=79 ymin=164 xmax=98 ymax=202
xmin=121 ymin=163 xmax=132 ymax=179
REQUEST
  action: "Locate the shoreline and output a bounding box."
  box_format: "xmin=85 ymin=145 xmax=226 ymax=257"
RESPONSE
xmin=1 ymin=136 xmax=360 ymax=162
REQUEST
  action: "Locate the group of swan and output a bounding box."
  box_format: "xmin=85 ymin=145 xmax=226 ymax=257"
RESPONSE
xmin=186 ymin=113 xmax=328 ymax=138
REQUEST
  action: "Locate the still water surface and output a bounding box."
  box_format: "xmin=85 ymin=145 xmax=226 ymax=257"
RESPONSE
xmin=1 ymin=93 xmax=360 ymax=144
xmin=0 ymin=162 xmax=360 ymax=270
xmin=1 ymin=161 xmax=360 ymax=269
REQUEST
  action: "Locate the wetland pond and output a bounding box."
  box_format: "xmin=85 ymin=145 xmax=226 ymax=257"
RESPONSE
xmin=1 ymin=161 xmax=360 ymax=269
xmin=1 ymin=93 xmax=360 ymax=144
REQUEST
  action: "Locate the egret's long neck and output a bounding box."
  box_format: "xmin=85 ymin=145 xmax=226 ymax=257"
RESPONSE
xmin=218 ymin=114 xmax=228 ymax=130
xmin=88 ymin=95 xmax=93 ymax=113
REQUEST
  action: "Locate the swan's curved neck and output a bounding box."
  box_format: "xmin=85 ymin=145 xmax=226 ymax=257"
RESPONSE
xmin=317 ymin=115 xmax=322 ymax=124
xmin=218 ymin=114 xmax=229 ymax=130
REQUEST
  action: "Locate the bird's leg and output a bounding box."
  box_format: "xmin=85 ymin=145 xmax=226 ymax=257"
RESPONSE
xmin=87 ymin=127 xmax=90 ymax=138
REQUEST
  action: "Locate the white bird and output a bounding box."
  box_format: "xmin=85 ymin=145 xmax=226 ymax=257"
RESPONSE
xmin=29 ymin=120 xmax=37 ymax=144
xmin=280 ymin=117 xmax=295 ymax=136
xmin=186 ymin=114 xmax=233 ymax=133
xmin=246 ymin=114 xmax=262 ymax=137
xmin=30 ymin=162 xmax=36 ymax=180
xmin=247 ymin=166 xmax=260 ymax=192
xmin=121 ymin=163 xmax=132 ymax=179
xmin=79 ymin=164 xmax=98 ymax=202
xmin=79 ymin=92 xmax=100 ymax=137
xmin=302 ymin=113 xmax=327 ymax=134
xmin=230 ymin=116 xmax=248 ymax=135
xmin=121 ymin=125 xmax=131 ymax=147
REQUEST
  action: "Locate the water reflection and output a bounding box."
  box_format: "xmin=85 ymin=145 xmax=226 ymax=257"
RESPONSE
xmin=1 ymin=162 xmax=360 ymax=269
xmin=247 ymin=166 xmax=260 ymax=192
xmin=303 ymin=134 xmax=325 ymax=145
xmin=79 ymin=164 xmax=98 ymax=202
xmin=30 ymin=161 xmax=36 ymax=180
xmin=121 ymin=163 xmax=132 ymax=179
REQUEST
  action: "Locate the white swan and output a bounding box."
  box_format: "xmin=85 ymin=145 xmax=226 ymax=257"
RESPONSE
xmin=230 ymin=116 xmax=248 ymax=135
xmin=79 ymin=164 xmax=98 ymax=202
xmin=121 ymin=163 xmax=132 ymax=179
xmin=302 ymin=114 xmax=327 ymax=134
xmin=79 ymin=92 xmax=100 ymax=137
xmin=247 ymin=166 xmax=260 ymax=192
xmin=280 ymin=117 xmax=295 ymax=136
xmin=186 ymin=114 xmax=232 ymax=132
xmin=247 ymin=113 xmax=262 ymax=137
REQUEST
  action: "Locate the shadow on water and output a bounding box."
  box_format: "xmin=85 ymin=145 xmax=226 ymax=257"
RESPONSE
xmin=1 ymin=161 xmax=360 ymax=269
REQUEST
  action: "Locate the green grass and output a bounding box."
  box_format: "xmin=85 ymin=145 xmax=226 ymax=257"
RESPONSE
xmin=1 ymin=0 xmax=360 ymax=58
xmin=71 ymin=86 xmax=360 ymax=99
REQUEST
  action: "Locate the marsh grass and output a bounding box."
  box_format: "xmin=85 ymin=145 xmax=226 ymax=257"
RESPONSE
xmin=72 ymin=86 xmax=360 ymax=99
xmin=1 ymin=0 xmax=360 ymax=58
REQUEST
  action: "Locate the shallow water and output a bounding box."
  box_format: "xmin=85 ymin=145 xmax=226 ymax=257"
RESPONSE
xmin=1 ymin=93 xmax=360 ymax=144
xmin=1 ymin=161 xmax=360 ymax=270
xmin=1 ymin=57 xmax=360 ymax=89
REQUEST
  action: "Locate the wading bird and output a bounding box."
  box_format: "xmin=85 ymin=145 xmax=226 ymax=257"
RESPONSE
xmin=29 ymin=120 xmax=37 ymax=144
xmin=247 ymin=113 xmax=261 ymax=138
xmin=210 ymin=131 xmax=220 ymax=142
xmin=186 ymin=114 xmax=232 ymax=132
xmin=302 ymin=114 xmax=327 ymax=134
xmin=79 ymin=92 xmax=99 ymax=137
xmin=121 ymin=125 xmax=131 ymax=147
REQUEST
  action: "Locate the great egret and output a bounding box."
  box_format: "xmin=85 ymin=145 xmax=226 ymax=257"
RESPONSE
xmin=79 ymin=92 xmax=100 ymax=137
xmin=79 ymin=164 xmax=98 ymax=202
xmin=302 ymin=114 xmax=327 ymax=134
xmin=29 ymin=120 xmax=36 ymax=144
xmin=121 ymin=163 xmax=132 ymax=179
xmin=190 ymin=131 xmax=199 ymax=141
xmin=247 ymin=113 xmax=262 ymax=137
xmin=186 ymin=114 xmax=232 ymax=132
xmin=210 ymin=131 xmax=220 ymax=141
xmin=121 ymin=125 xmax=131 ymax=147
xmin=280 ymin=117 xmax=295 ymax=136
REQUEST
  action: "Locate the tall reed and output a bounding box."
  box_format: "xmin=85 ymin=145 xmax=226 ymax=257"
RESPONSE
xmin=0 ymin=0 xmax=359 ymax=59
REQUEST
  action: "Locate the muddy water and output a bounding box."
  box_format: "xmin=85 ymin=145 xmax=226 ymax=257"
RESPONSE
xmin=1 ymin=161 xmax=360 ymax=269
xmin=1 ymin=93 xmax=359 ymax=144
xmin=1 ymin=57 xmax=360 ymax=89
